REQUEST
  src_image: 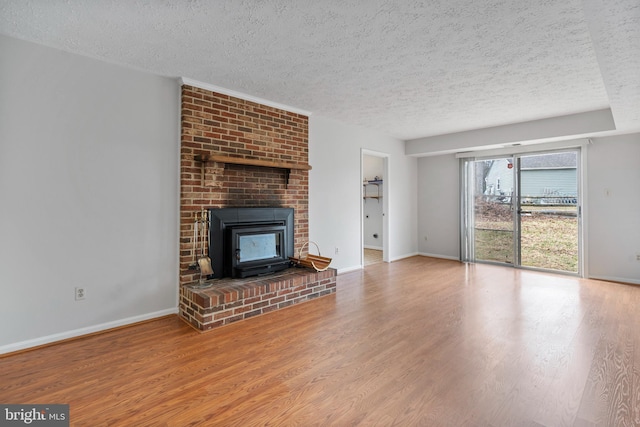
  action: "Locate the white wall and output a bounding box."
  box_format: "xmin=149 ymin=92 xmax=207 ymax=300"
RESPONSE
xmin=587 ymin=134 xmax=640 ymax=284
xmin=417 ymin=155 xmax=460 ymax=259
xmin=0 ymin=36 xmax=180 ymax=353
xmin=309 ymin=116 xmax=418 ymax=272
xmin=416 ymin=133 xmax=640 ymax=284
xmin=406 ymin=109 xmax=615 ymax=156
xmin=3 ymin=36 xmax=635 ymax=355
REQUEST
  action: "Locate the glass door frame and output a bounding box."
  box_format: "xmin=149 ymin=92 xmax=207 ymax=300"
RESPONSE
xmin=460 ymin=154 xmax=517 ymax=267
xmin=460 ymin=147 xmax=583 ymax=276
xmin=460 ymin=154 xmax=516 ymax=266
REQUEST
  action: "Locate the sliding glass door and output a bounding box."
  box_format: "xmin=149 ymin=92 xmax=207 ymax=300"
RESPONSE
xmin=517 ymin=152 xmax=579 ymax=273
xmin=462 ymin=157 xmax=515 ymax=264
xmin=461 ymin=150 xmax=580 ymax=274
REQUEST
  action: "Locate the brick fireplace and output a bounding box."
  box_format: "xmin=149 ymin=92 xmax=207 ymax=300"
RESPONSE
xmin=179 ymin=84 xmax=336 ymax=330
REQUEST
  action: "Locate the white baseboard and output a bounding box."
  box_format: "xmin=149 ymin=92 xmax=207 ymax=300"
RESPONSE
xmin=390 ymin=252 xmax=420 ymax=262
xmin=589 ymin=275 xmax=640 ymax=286
xmin=0 ymin=308 xmax=178 ymax=355
xmin=418 ymin=252 xmax=461 ymax=261
xmin=337 ymin=265 xmax=364 ymax=275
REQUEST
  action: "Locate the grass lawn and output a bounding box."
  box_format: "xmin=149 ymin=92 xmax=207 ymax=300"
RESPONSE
xmin=475 ymin=210 xmax=578 ymax=272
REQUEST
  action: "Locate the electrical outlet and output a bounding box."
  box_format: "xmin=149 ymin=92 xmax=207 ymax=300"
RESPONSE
xmin=75 ymin=287 xmax=86 ymax=301
xmin=636 ymin=254 xmax=640 ymax=261
xmin=335 ymin=247 xmax=339 ymax=254
xmin=424 ymin=236 xmax=428 ymax=241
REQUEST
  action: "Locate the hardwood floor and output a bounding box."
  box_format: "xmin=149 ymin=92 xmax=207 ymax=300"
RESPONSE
xmin=2 ymin=256 xmax=640 ymax=426
xmin=364 ymin=248 xmax=383 ymax=266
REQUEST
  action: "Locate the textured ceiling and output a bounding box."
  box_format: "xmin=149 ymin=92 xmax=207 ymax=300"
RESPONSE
xmin=0 ymin=0 xmax=638 ymax=140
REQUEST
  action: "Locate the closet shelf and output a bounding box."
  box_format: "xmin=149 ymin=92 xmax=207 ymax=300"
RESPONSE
xmin=363 ymin=179 xmax=383 ymax=202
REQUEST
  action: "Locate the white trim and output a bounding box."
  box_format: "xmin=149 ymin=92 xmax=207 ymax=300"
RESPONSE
xmin=0 ymin=308 xmax=178 ymax=355
xmin=418 ymin=252 xmax=460 ymax=261
xmin=361 ymin=149 xmax=390 ymax=265
xmin=589 ymin=275 xmax=640 ymax=286
xmin=337 ymin=265 xmax=364 ymax=275
xmin=455 ymin=138 xmax=590 ymax=159
xmin=580 ymin=146 xmax=589 ymax=279
xmin=390 ymin=252 xmax=420 ymax=262
xmin=179 ymin=77 xmax=312 ymax=117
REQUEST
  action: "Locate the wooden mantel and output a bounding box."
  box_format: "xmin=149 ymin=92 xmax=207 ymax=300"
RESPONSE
xmin=195 ymin=154 xmax=311 ymax=186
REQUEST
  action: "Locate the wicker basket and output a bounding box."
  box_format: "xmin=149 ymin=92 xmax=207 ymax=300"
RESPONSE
xmin=289 ymin=241 xmax=332 ymax=271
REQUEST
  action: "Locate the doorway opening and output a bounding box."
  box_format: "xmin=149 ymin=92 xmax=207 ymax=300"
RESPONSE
xmin=362 ymin=150 xmax=389 ymax=267
xmin=461 ymin=149 xmax=581 ymax=275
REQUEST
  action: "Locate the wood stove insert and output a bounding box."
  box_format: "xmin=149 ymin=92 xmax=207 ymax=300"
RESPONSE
xmin=209 ymin=207 xmax=294 ymax=279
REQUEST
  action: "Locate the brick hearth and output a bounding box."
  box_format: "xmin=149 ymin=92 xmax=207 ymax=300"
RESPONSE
xmin=180 ymin=268 xmax=336 ymax=331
